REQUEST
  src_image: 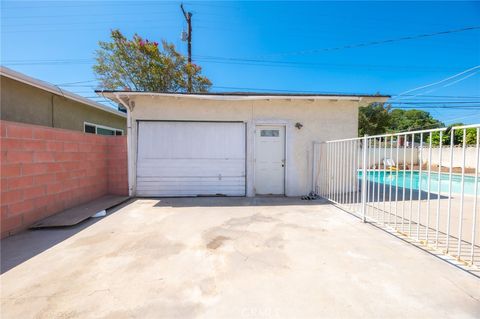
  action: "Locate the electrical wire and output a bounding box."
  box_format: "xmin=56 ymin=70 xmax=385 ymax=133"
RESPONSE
xmin=194 ymin=57 xmax=466 ymax=72
xmin=390 ymin=106 xmax=480 ymax=109
xmin=442 ymin=70 xmax=480 ymax=87
xmin=249 ymin=26 xmax=480 ymax=58
xmin=4 ymin=56 xmax=471 ymax=74
xmin=55 ymin=80 xmax=98 ymax=85
xmin=392 ymin=65 xmax=480 ymax=100
xmin=390 ymin=101 xmax=480 ymax=104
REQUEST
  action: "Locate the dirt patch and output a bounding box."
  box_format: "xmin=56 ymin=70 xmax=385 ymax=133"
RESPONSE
xmin=206 ymin=236 xmax=231 ymax=250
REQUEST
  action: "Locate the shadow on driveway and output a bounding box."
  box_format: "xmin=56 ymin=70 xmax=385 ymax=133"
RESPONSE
xmin=1 ymin=196 xmax=327 ymax=274
xmin=152 ymin=196 xmax=329 ymax=208
xmin=1 ymin=199 xmax=135 ymax=274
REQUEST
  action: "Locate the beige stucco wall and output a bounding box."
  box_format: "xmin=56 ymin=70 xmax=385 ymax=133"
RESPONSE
xmin=1 ymin=76 xmax=126 ymax=133
xmin=127 ymin=95 xmax=386 ymax=197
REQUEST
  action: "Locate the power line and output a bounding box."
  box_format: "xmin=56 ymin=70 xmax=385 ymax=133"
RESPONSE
xmin=55 ymin=82 xmax=479 ymax=102
xmin=2 ymin=58 xmax=94 ymax=65
xmin=56 ymin=84 xmax=98 ymax=88
xmin=390 ymin=106 xmax=480 ymax=109
xmin=2 ymin=24 xmax=181 ymax=34
xmin=5 ymin=54 xmax=476 ymax=76
xmin=55 ymin=80 xmax=98 ymax=85
xmin=251 ymin=26 xmax=480 ymax=58
xmin=6 ymin=56 xmax=472 ymax=73
xmin=390 ymin=94 xmax=480 ymax=99
xmin=404 ymin=71 xmax=480 ymax=99
xmin=442 ymin=113 xmax=480 ymax=124
xmin=3 ymin=17 xmax=178 ymax=28
xmin=194 ymin=56 xmax=468 ymax=72
xmin=3 ymin=11 xmax=180 ymax=20
xmin=442 ymin=70 xmax=480 ymax=87
xmin=390 ymin=101 xmax=480 ymax=104
xmin=392 ymin=65 xmax=480 ymax=100
xmin=2 ymin=2 xmax=177 ymax=9
xmin=210 ymin=85 xmax=359 ymax=94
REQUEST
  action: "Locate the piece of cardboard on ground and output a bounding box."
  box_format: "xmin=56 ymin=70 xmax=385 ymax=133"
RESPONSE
xmin=30 ymin=195 xmax=129 ymax=228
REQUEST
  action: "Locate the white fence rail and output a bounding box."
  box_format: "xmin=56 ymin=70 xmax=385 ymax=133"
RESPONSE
xmin=314 ymin=124 xmax=480 ymax=271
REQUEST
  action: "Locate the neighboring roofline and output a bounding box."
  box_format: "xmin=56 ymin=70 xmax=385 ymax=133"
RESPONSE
xmin=1 ymin=66 xmax=126 ymax=118
xmin=96 ymin=90 xmax=391 ymax=99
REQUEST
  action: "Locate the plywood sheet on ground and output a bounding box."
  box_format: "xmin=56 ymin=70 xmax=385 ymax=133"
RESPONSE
xmin=30 ymin=195 xmax=129 ymax=228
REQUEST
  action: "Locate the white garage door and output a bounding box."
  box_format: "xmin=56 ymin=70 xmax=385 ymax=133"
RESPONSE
xmin=136 ymin=121 xmax=246 ymax=197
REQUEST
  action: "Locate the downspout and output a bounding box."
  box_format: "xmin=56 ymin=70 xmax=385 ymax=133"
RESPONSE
xmin=51 ymin=95 xmax=55 ymax=127
xmin=52 ymin=85 xmax=65 ymax=129
xmin=114 ymin=94 xmax=135 ymax=197
xmin=312 ymin=141 xmax=317 ymax=194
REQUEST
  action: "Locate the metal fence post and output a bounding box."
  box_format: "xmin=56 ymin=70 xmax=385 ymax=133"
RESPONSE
xmin=320 ymin=124 xmax=479 ymax=271
xmin=361 ymin=134 xmax=368 ymax=223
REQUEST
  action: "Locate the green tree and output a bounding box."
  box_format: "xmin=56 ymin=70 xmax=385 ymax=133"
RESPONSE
xmin=453 ymin=125 xmax=478 ymax=145
xmin=428 ymin=130 xmax=449 ymax=146
xmin=466 ymin=128 xmax=478 ymax=145
xmin=388 ymin=109 xmax=444 ymax=142
xmin=358 ymin=102 xmax=391 ymax=136
xmin=357 ymin=102 xmax=477 ymax=144
xmin=428 ymin=123 xmax=478 ymax=146
xmin=93 ymin=29 xmax=211 ymax=92
xmin=389 ymin=109 xmax=444 ymax=132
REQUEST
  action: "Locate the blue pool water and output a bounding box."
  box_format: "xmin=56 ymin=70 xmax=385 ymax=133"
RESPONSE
xmin=358 ymin=171 xmax=479 ymax=196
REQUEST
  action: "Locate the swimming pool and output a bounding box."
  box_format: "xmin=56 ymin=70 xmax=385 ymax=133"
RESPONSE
xmin=358 ymin=171 xmax=479 ymax=196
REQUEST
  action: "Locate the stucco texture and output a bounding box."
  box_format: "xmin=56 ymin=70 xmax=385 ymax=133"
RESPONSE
xmin=1 ymin=77 xmax=126 ymax=133
xmin=127 ymin=95 xmax=385 ymax=197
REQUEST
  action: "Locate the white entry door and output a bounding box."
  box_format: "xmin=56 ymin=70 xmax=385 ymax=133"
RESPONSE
xmin=255 ymin=125 xmax=285 ymax=195
xmin=136 ymin=121 xmax=246 ymax=197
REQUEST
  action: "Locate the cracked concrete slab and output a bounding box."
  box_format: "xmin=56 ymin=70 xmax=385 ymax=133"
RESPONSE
xmin=1 ymin=197 xmax=479 ymax=318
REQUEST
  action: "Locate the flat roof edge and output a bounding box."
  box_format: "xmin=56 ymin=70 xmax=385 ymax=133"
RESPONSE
xmin=95 ymin=90 xmax=391 ymax=98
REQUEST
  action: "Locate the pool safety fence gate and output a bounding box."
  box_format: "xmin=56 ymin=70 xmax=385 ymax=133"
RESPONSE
xmin=313 ymin=124 xmax=480 ymax=273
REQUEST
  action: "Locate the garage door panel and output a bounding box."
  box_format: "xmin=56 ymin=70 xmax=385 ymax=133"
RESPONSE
xmin=137 ymin=177 xmax=245 ymax=184
xmin=137 ymin=159 xmax=245 ymax=177
xmin=137 ymin=159 xmax=244 ymax=177
xmin=139 ymin=122 xmax=245 ymax=159
xmin=137 ymin=183 xmax=245 ymax=191
xmin=137 ymin=189 xmax=244 ymax=197
xmin=137 ymin=178 xmax=244 ymax=196
xmin=137 ymin=121 xmax=246 ymax=197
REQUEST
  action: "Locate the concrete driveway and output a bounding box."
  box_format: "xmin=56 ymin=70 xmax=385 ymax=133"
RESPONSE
xmin=1 ymin=197 xmax=479 ymax=318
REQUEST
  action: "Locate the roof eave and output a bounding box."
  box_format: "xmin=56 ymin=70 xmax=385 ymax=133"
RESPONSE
xmin=1 ymin=66 xmax=126 ymax=118
xmin=97 ymin=90 xmax=390 ymax=102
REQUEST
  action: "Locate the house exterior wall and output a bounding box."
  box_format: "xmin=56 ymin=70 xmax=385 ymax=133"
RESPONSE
xmin=126 ymin=95 xmax=382 ymax=197
xmin=0 ymin=120 xmax=128 ymax=238
xmin=1 ymin=76 xmax=126 ymax=133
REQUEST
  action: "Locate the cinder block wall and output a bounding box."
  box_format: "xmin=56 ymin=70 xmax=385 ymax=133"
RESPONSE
xmin=107 ymin=137 xmax=128 ymax=195
xmin=0 ymin=120 xmax=128 ymax=238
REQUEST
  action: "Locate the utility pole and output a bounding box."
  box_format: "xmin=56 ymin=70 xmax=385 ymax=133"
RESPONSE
xmin=180 ymin=3 xmax=192 ymax=92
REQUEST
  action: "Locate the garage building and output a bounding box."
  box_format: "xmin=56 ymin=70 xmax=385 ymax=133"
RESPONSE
xmin=99 ymin=92 xmax=388 ymax=197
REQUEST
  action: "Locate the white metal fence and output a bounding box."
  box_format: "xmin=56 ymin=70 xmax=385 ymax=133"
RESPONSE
xmin=314 ymin=124 xmax=480 ymax=271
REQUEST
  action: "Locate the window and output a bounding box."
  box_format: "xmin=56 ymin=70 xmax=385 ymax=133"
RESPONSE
xmin=84 ymin=122 xmax=123 ymax=136
xmin=97 ymin=127 xmax=115 ymax=136
xmin=84 ymin=124 xmax=96 ymax=134
xmin=261 ymin=129 xmax=279 ymax=137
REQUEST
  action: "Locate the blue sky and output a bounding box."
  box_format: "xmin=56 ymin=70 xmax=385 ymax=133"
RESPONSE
xmin=2 ymin=1 xmax=480 ymax=124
